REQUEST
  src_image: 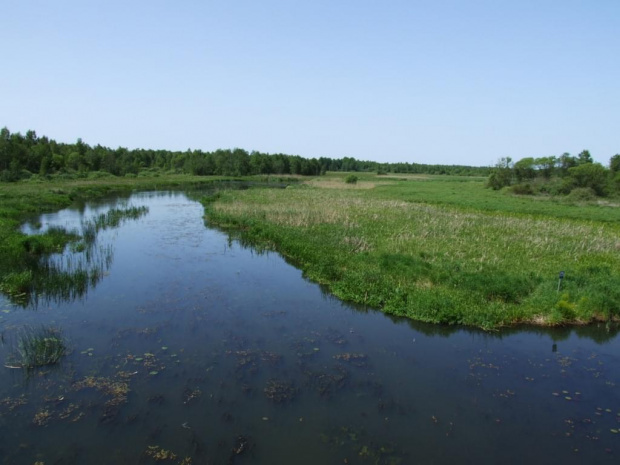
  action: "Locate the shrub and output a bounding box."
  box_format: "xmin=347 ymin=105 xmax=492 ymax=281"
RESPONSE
xmin=565 ymin=187 xmax=597 ymax=202
xmin=345 ymin=175 xmax=358 ymax=184
xmin=567 ymin=163 xmax=609 ymax=196
xmin=509 ymin=183 xmax=534 ymax=195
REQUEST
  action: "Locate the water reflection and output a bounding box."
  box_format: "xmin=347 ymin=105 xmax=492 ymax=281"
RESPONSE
xmin=7 ymin=202 xmax=149 ymax=308
xmin=0 ymin=191 xmax=618 ymax=465
xmin=216 ymin=220 xmax=620 ymax=345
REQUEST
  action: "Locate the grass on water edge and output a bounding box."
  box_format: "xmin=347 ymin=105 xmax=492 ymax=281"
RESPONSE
xmin=203 ymin=173 xmax=620 ymax=329
xmin=0 ymin=174 xmax=287 ymax=305
xmin=1 ymin=173 xmax=619 ymax=329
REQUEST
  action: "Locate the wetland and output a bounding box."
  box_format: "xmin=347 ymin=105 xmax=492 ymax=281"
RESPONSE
xmin=1 ymin=189 xmax=619 ymax=464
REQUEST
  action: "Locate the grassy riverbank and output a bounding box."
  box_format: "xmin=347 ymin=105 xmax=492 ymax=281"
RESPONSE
xmin=204 ymin=173 xmax=620 ymax=329
xmin=2 ymin=173 xmax=619 ymax=329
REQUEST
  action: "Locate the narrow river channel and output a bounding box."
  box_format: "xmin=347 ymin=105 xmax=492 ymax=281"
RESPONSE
xmin=1 ymin=191 xmax=619 ymax=464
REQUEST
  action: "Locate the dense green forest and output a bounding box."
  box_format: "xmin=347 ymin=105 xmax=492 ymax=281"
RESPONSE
xmin=0 ymin=127 xmax=489 ymax=181
xmin=487 ymin=151 xmax=620 ymax=198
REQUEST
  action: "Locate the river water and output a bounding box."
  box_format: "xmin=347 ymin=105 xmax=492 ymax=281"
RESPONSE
xmin=1 ymin=191 xmax=619 ymax=464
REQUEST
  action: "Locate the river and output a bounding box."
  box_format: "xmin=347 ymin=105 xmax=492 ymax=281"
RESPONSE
xmin=0 ymin=190 xmax=619 ymax=464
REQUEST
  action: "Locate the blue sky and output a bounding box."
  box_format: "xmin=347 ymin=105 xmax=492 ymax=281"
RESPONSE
xmin=1 ymin=0 xmax=618 ymax=166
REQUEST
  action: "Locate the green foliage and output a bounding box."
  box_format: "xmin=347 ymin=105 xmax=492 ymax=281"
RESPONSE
xmin=513 ymin=158 xmax=536 ymax=181
xmin=565 ymin=187 xmax=597 ymax=202
xmin=486 ymin=157 xmax=513 ymax=190
xmin=613 ymin=172 xmax=620 ymax=194
xmin=0 ymin=127 xmax=490 ymax=181
xmin=567 ymin=163 xmax=609 ymax=196
xmin=487 ymin=151 xmax=617 ymax=199
xmin=7 ymin=326 xmax=67 ymax=368
xmin=508 ymin=183 xmax=535 ymax=195
xmin=345 ymin=174 xmax=359 ymax=184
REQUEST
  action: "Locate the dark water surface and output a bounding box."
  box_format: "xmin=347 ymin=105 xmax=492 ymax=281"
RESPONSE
xmin=1 ymin=191 xmax=619 ymax=464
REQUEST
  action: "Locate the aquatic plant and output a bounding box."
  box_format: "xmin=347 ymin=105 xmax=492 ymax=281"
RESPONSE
xmin=264 ymin=379 xmax=297 ymax=403
xmin=87 ymin=205 xmax=149 ymax=232
xmin=6 ymin=326 xmax=67 ymax=368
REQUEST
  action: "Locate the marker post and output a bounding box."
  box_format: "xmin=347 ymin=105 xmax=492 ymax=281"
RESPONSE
xmin=557 ymin=271 xmax=565 ymax=292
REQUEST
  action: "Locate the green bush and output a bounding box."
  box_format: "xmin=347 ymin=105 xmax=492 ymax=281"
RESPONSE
xmin=345 ymin=174 xmax=358 ymax=184
xmin=567 ymin=163 xmax=609 ymax=196
xmin=509 ymin=183 xmax=534 ymax=195
xmin=565 ymin=187 xmax=597 ymax=202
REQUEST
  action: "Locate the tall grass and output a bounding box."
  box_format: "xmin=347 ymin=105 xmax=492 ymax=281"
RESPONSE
xmin=5 ymin=326 xmax=67 ymax=368
xmin=204 ymin=178 xmax=620 ymax=329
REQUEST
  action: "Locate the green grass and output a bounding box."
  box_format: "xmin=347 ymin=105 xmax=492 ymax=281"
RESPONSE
xmin=204 ymin=173 xmax=620 ymax=329
xmin=5 ymin=326 xmax=67 ymax=368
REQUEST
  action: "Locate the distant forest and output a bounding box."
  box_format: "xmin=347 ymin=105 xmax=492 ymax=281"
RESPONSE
xmin=0 ymin=127 xmax=489 ymax=181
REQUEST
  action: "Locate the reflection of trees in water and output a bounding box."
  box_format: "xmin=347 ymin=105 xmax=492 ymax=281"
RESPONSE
xmin=5 ymin=205 xmax=148 ymax=309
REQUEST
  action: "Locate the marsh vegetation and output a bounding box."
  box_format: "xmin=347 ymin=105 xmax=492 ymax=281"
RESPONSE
xmin=205 ymin=173 xmax=620 ymax=328
xmin=4 ymin=326 xmax=67 ymax=369
xmin=0 ymin=189 xmax=618 ymax=464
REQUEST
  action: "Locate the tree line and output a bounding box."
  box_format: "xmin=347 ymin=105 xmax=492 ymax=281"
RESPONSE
xmin=0 ymin=127 xmax=489 ymax=181
xmin=487 ymin=151 xmax=620 ymax=197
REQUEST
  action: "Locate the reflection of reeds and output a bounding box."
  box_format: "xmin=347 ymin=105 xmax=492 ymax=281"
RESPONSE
xmin=82 ymin=206 xmax=149 ymax=236
xmin=3 ymin=205 xmax=147 ymax=308
xmin=6 ymin=326 xmax=67 ymax=368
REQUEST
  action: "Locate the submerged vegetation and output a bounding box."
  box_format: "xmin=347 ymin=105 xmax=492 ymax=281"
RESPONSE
xmin=5 ymin=326 xmax=67 ymax=368
xmin=204 ymin=173 xmax=620 ymax=329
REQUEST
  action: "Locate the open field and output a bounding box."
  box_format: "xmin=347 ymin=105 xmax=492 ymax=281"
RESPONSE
xmin=205 ymin=173 xmax=620 ymax=329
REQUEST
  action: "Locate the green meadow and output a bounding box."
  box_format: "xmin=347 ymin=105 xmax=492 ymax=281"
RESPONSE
xmin=205 ymin=173 xmax=620 ymax=329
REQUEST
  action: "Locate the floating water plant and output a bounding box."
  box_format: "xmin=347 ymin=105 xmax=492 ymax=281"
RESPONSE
xmin=5 ymin=326 xmax=67 ymax=368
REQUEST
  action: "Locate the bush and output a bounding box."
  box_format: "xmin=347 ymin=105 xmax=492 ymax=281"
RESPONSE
xmin=567 ymin=163 xmax=609 ymax=196
xmin=345 ymin=175 xmax=358 ymax=184
xmin=509 ymin=183 xmax=534 ymax=195
xmin=612 ymin=172 xmax=620 ymax=194
xmin=565 ymin=187 xmax=597 ymax=202
xmin=87 ymin=171 xmax=116 ymax=179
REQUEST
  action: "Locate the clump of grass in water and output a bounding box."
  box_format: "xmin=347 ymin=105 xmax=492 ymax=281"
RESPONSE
xmin=91 ymin=205 xmax=149 ymax=231
xmin=5 ymin=326 xmax=67 ymax=369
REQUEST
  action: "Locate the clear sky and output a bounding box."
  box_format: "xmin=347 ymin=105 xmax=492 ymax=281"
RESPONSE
xmin=1 ymin=0 xmax=618 ymax=166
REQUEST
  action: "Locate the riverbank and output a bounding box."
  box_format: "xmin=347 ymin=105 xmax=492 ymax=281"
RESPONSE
xmin=1 ymin=173 xmax=619 ymax=329
xmin=204 ymin=173 xmax=620 ymax=329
